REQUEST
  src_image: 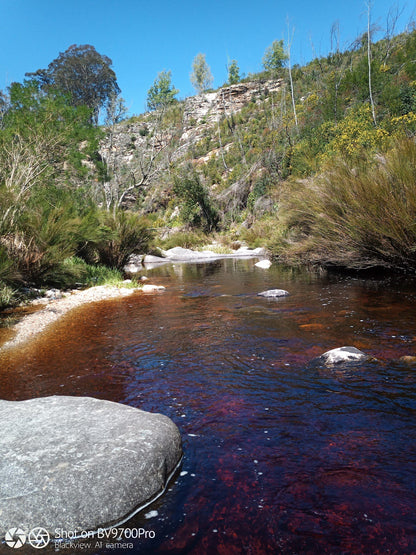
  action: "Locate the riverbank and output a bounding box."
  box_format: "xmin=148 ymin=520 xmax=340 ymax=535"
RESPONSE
xmin=0 ymin=246 xmax=269 ymax=353
xmin=0 ymin=283 xmax=164 ymax=352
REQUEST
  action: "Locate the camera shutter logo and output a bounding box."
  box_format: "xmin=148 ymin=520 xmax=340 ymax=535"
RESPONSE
xmin=4 ymin=528 xmax=27 ymax=549
xmin=28 ymin=527 xmax=50 ymax=549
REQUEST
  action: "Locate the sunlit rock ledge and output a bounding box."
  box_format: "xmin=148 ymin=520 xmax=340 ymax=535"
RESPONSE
xmin=153 ymin=246 xmax=266 ymax=264
xmin=0 ymin=396 xmax=182 ymax=538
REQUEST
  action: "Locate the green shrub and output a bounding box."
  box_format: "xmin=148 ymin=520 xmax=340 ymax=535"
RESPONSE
xmin=159 ymin=229 xmax=208 ymax=250
xmin=64 ymin=257 xmax=124 ymax=286
xmin=95 ymin=211 xmax=153 ymax=269
xmin=173 ymin=171 xmax=220 ymax=232
xmin=239 ymin=217 xmax=278 ymax=248
xmin=4 ymin=205 xmax=85 ymax=287
xmin=0 ymin=283 xmax=18 ymax=309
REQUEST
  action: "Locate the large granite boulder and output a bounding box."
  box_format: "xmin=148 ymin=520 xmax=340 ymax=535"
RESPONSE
xmin=0 ymin=396 xmax=182 ymax=538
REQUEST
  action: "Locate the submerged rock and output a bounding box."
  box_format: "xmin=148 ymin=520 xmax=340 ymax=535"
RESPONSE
xmin=257 ymin=289 xmax=290 ymax=298
xmin=0 ymin=396 xmax=182 ymax=537
xmin=318 ymin=346 xmax=369 ymax=364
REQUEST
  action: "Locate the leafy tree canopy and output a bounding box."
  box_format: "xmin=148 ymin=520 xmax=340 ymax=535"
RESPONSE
xmin=227 ymin=60 xmax=240 ymax=85
xmin=147 ymin=70 xmax=179 ymax=111
xmin=26 ymin=44 xmax=120 ymax=124
xmin=190 ymin=53 xmax=214 ymax=94
xmin=262 ymin=39 xmax=288 ymax=74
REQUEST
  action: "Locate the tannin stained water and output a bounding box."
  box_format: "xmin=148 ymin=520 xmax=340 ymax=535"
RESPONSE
xmin=1 ymin=259 xmax=416 ymax=554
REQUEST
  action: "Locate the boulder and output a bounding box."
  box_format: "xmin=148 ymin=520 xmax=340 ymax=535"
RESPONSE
xmin=0 ymin=396 xmax=182 ymax=537
xmin=318 ymin=346 xmax=369 ymax=364
xmin=162 ymin=247 xmax=217 ymax=261
xmin=143 ymin=254 xmax=167 ymax=264
xmin=142 ymin=284 xmax=166 ymax=292
xmin=255 ymin=259 xmax=272 ymax=269
xmin=257 ymin=289 xmax=289 ymax=297
xmin=123 ymin=254 xmax=144 ymax=274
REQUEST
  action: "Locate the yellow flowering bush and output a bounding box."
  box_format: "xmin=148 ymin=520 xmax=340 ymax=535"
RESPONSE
xmin=324 ymin=105 xmax=387 ymax=158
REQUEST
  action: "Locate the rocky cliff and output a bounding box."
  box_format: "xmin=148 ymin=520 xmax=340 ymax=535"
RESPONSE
xmin=99 ymin=78 xmax=282 ymax=214
xmin=100 ymin=79 xmax=282 ymax=171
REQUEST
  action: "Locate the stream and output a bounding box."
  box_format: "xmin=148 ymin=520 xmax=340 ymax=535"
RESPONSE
xmin=1 ymin=258 xmax=416 ymax=554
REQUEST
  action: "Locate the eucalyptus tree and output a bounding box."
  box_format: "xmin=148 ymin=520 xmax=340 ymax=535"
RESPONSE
xmin=227 ymin=60 xmax=241 ymax=85
xmin=262 ymin=40 xmax=288 ymax=75
xmin=26 ymin=44 xmax=120 ymax=124
xmin=147 ymin=70 xmax=179 ymax=111
xmin=190 ymin=53 xmax=214 ymax=94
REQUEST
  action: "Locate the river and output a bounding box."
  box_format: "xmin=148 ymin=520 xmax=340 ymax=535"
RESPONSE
xmin=1 ymin=258 xmax=416 ymax=554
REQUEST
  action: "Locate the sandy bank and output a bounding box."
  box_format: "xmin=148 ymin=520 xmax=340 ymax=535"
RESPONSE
xmin=0 ymin=284 xmax=164 ymax=352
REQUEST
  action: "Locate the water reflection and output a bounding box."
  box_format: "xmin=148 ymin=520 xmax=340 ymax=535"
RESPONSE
xmin=1 ymin=260 xmax=416 ymax=553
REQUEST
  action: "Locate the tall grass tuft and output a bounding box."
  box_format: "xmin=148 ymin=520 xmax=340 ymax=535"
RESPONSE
xmin=271 ymin=138 xmax=416 ymax=271
xmin=95 ymin=211 xmax=153 ymax=270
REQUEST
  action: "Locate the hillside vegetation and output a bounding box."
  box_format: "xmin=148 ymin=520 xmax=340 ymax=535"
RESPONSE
xmin=104 ymin=26 xmax=416 ymax=271
xmin=1 ymin=26 xmax=416 ymax=307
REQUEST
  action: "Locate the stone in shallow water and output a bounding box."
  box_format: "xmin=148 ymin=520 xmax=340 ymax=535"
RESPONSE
xmin=399 ymin=355 xmax=416 ymax=364
xmin=318 ymin=346 xmax=369 ymax=364
xmin=142 ymin=284 xmax=166 ymax=292
xmin=257 ymin=289 xmax=290 ymax=298
xmin=0 ymin=396 xmax=182 ymax=537
xmin=254 ymin=259 xmax=272 ymax=269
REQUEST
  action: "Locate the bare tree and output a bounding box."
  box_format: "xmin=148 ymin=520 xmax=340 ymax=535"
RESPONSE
xmin=101 ymin=106 xmax=182 ymax=213
xmin=0 ymin=122 xmax=66 ymax=230
xmin=367 ymin=1 xmax=377 ymax=126
xmin=383 ymin=4 xmax=405 ymax=63
xmin=330 ymin=20 xmax=341 ymax=53
xmin=286 ymin=18 xmax=298 ymax=128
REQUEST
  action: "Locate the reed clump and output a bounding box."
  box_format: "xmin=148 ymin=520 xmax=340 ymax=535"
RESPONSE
xmin=271 ymin=138 xmax=416 ymax=272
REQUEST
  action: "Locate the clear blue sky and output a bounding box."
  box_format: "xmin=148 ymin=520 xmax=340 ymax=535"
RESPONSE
xmin=1 ymin=0 xmax=415 ymax=115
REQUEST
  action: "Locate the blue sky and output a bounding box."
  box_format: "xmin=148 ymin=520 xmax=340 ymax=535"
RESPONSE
xmin=1 ymin=0 xmax=415 ymax=115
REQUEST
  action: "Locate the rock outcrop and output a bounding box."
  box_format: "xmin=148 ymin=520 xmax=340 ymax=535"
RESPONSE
xmin=99 ymin=79 xmax=283 ymax=182
xmin=0 ymin=396 xmax=182 ymax=537
xmin=182 ymin=80 xmax=282 ymax=128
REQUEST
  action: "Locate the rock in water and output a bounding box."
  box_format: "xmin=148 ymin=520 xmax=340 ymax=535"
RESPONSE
xmin=0 ymin=396 xmax=182 ymax=537
xmin=318 ymin=346 xmax=369 ymax=364
xmin=399 ymin=355 xmax=416 ymax=364
xmin=255 ymin=259 xmax=272 ymax=269
xmin=142 ymin=284 xmax=166 ymax=292
xmin=257 ymin=289 xmax=289 ymax=297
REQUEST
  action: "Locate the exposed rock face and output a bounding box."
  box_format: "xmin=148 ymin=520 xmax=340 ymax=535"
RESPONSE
xmin=318 ymin=346 xmax=369 ymax=364
xmin=258 ymin=289 xmax=289 ymax=297
xmin=183 ymin=80 xmax=282 ymax=127
xmin=99 ymin=79 xmax=283 ymax=183
xmin=0 ymin=396 xmax=182 ymax=537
